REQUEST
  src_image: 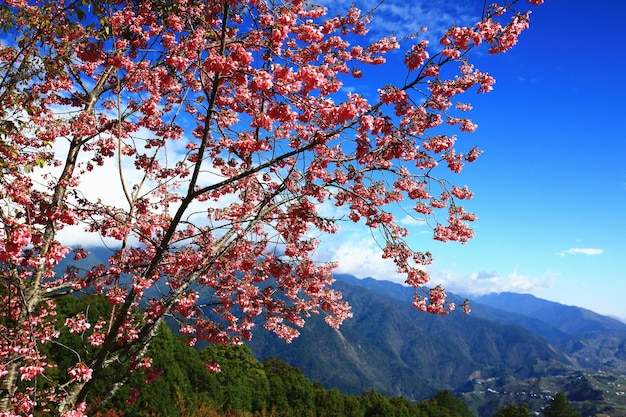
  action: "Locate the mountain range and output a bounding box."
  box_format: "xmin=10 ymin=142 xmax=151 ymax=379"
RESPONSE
xmin=54 ymin=249 xmax=626 ymax=415
xmin=246 ymin=274 xmax=626 ymax=416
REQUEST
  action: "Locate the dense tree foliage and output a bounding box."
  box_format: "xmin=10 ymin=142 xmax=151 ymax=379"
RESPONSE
xmin=428 ymin=391 xmax=475 ymax=417
xmin=494 ymin=403 xmax=532 ymax=417
xmin=9 ymin=292 xmax=580 ymax=417
xmin=36 ymin=295 xmax=480 ymax=416
xmin=542 ymin=393 xmax=581 ymax=417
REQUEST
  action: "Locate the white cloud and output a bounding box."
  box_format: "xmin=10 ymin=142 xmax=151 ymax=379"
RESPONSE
xmin=397 ymin=214 xmax=428 ymax=228
xmin=330 ymin=239 xmax=404 ymax=281
xmin=557 ymin=248 xmax=604 ymax=257
xmin=421 ymin=267 xmax=558 ymax=296
xmin=27 ymin=107 xmax=232 ymax=248
xmin=315 ymin=230 xmax=406 ymax=283
xmin=316 ymin=217 xmax=549 ymax=296
xmin=317 ymin=231 xmax=558 ymax=296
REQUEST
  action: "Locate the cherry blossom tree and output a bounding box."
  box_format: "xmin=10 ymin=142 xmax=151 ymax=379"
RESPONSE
xmin=0 ymin=0 xmax=542 ymax=415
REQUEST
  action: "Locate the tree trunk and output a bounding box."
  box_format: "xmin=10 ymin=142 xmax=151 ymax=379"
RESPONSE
xmin=0 ymin=362 xmax=18 ymax=412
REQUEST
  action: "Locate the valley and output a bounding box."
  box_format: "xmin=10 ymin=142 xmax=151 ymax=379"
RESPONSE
xmin=246 ymin=274 xmax=626 ymax=416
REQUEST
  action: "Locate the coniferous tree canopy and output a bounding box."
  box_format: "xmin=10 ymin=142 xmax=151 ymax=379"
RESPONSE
xmin=494 ymin=402 xmax=532 ymax=417
xmin=542 ymin=393 xmax=581 ymax=417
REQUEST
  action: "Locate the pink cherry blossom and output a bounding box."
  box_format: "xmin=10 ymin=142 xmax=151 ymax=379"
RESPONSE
xmin=61 ymin=404 xmax=88 ymax=417
xmin=0 ymin=0 xmax=541 ymax=413
xmin=18 ymin=365 xmax=45 ymax=381
xmin=205 ymin=361 xmax=222 ymax=373
xmin=67 ymin=363 xmax=93 ymax=382
xmin=65 ymin=314 xmax=91 ymax=334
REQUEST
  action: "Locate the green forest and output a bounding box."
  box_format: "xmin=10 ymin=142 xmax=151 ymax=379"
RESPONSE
xmin=43 ymin=294 xmax=575 ymax=417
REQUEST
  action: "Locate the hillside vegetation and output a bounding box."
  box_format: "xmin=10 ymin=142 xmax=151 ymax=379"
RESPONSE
xmin=247 ymin=276 xmax=626 ymax=416
xmin=50 ymin=294 xmax=475 ymax=417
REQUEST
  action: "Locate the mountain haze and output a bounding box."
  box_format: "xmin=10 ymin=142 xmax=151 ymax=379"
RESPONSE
xmin=473 ymin=292 xmax=626 ymax=336
xmin=247 ymin=276 xmax=574 ymax=400
xmin=472 ymin=291 xmax=626 ymax=373
xmin=246 ymin=274 xmax=626 ymax=416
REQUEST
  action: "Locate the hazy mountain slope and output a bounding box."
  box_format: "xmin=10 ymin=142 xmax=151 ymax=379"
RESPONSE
xmin=335 ymin=276 xmax=626 ymax=337
xmin=335 ymin=275 xmax=574 ymax=341
xmin=335 ymin=276 xmax=626 ymax=374
xmin=473 ymin=292 xmax=626 ymax=336
xmin=247 ymin=279 xmax=573 ymax=401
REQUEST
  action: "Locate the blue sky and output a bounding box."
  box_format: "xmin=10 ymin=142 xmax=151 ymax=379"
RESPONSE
xmin=319 ymin=0 xmax=626 ymax=318
xmin=30 ymin=0 xmax=624 ymax=319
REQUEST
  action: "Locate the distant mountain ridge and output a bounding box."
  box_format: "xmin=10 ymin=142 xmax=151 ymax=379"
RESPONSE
xmin=247 ymin=275 xmax=577 ymax=398
xmin=335 ymin=274 xmax=626 ymax=343
xmin=53 ymin=250 xmax=626 ymax=415
xmin=335 ymin=274 xmax=626 ymax=335
xmin=245 ymin=274 xmax=626 ymax=416
xmin=472 ymin=292 xmax=626 ymax=336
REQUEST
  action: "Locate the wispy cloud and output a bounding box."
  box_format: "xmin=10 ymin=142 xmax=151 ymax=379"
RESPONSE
xmin=373 ymin=1 xmax=478 ymax=41
xmin=557 ymin=248 xmax=604 ymax=257
xmin=319 ymin=0 xmax=480 ymax=44
xmin=430 ymin=267 xmax=557 ymax=296
xmin=321 ymin=236 xmax=403 ymax=281
xmin=318 ymin=230 xmax=558 ymax=297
